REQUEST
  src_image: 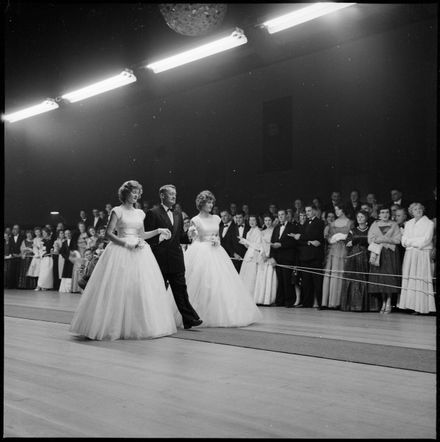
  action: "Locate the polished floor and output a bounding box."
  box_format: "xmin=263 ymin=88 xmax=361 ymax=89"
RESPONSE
xmin=3 ymin=289 xmax=437 ymax=438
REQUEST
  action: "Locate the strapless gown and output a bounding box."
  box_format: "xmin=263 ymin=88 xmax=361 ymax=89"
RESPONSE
xmin=69 ymin=206 xmax=177 ymax=340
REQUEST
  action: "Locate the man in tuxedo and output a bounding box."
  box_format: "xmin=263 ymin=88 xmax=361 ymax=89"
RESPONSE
xmin=296 ymin=205 xmax=325 ymax=308
xmin=219 ymin=210 xmax=242 ymax=272
xmin=269 ymin=209 xmax=297 ymax=307
xmin=60 ymin=230 xmax=78 ymax=284
xmin=234 ymin=212 xmax=250 ymax=272
xmin=9 ymin=224 xmax=24 ymax=288
xmin=324 ymin=191 xmax=342 ymax=216
xmin=145 ymin=184 xmax=202 ymax=330
xmin=91 ymin=208 xmax=106 ymax=231
xmin=389 ymin=188 xmax=410 ymax=211
xmin=78 ymin=210 xmax=88 ymax=226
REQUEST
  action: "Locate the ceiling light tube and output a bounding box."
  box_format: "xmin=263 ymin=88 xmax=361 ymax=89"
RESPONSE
xmin=3 ymin=99 xmax=59 ymax=123
xmin=61 ymin=69 xmax=137 ymax=103
xmin=146 ymin=28 xmax=248 ymax=74
xmin=263 ymin=3 xmax=356 ymax=34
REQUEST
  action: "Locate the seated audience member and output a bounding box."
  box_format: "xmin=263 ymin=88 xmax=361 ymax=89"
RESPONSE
xmin=367 ymin=206 xmax=402 ymax=314
xmin=398 ymin=203 xmax=436 ymax=314
xmin=269 ymin=209 xmax=297 ymax=308
xmin=18 ymin=229 xmax=37 ymax=289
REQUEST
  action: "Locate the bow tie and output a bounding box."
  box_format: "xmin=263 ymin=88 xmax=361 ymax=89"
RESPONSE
xmin=280 ymin=223 xmax=286 ymax=226
xmin=166 ymin=207 xmax=174 ymax=212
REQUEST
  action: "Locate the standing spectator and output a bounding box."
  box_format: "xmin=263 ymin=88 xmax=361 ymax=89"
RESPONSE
xmin=26 ymin=227 xmax=44 ymax=286
xmin=52 ymin=229 xmax=65 ymax=291
xmin=56 ymin=222 xmax=65 ymax=233
xmin=289 ymin=211 xmax=307 ymax=306
xmin=268 ymin=204 xmax=278 ymax=224
xmin=4 ymin=233 xmax=14 ymax=288
xmin=219 ymin=210 xmax=241 ymax=272
xmin=91 ymin=209 xmax=105 ymax=231
xmin=105 ymin=203 xmax=113 ymax=219
xmin=75 ymin=222 xmax=89 ymax=257
xmin=242 ymin=204 xmax=250 ymax=224
xmin=293 ymin=199 xmax=304 ymax=223
xmin=296 ymin=205 xmax=325 ymax=308
xmin=239 ymin=215 xmax=262 ymax=296
xmin=230 ymin=202 xmax=238 ymax=218
xmin=254 ymin=215 xmax=278 ymax=305
xmin=78 ymin=209 xmax=88 ymax=226
xmin=323 ymin=211 xmax=336 ymax=258
xmin=390 ymin=204 xmax=401 ymax=222
xmin=8 ymin=224 xmax=24 ymax=288
xmin=367 ymin=206 xmax=402 ymax=314
xmin=423 ymin=187 xmax=437 ymax=220
xmin=59 ymin=229 xmax=77 ymax=293
xmin=389 ymin=188 xmax=410 ymax=211
xmin=212 ymin=206 xmax=220 ymax=216
xmin=345 ymin=190 xmax=363 ymax=221
xmin=340 ymin=211 xmax=378 ymax=311
xmin=360 ymin=203 xmax=377 ymax=226
xmin=324 ymin=191 xmax=342 ymax=217
xmin=99 ymin=210 xmax=108 ymax=226
xmin=35 ymin=227 xmax=54 ymax=291
xmin=269 ymin=209 xmax=297 ymax=307
xmin=395 ymin=207 xmax=409 ymax=260
xmin=398 ymin=203 xmax=436 ymax=314
xmin=312 ymin=197 xmax=324 ymax=220
xmin=4 ymin=227 xmax=12 ymax=236
xmin=96 ymin=227 xmax=109 ymax=249
xmin=234 ymin=212 xmax=250 ymax=271
xmin=366 ymin=193 xmax=379 ymax=219
xmin=321 ymin=205 xmax=352 ymax=309
xmin=286 ymin=208 xmax=294 ymax=224
xmin=18 ymin=230 xmax=37 ymax=289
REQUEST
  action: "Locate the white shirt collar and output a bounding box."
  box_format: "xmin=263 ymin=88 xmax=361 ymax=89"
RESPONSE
xmin=162 ymin=203 xmax=172 ymax=212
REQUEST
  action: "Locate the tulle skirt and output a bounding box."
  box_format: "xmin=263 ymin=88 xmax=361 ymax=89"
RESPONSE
xmin=184 ymin=241 xmax=262 ymax=327
xmin=69 ymin=241 xmax=178 ymax=340
xmin=398 ymin=249 xmax=436 ymax=313
xmin=254 ymin=261 xmax=278 ymax=305
xmin=37 ymin=256 xmax=53 ymax=289
xmin=27 ymin=256 xmax=41 ymax=277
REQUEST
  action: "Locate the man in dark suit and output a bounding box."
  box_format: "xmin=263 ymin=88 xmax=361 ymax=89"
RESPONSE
xmin=269 ymin=209 xmax=297 ymax=307
xmin=91 ymin=208 xmax=106 ymax=231
xmin=78 ymin=210 xmax=88 ymax=227
xmin=296 ymin=204 xmax=325 ymax=308
xmin=219 ymin=210 xmax=242 ymax=272
xmin=234 ymin=212 xmax=250 ymax=272
xmin=9 ymin=224 xmax=24 ymax=288
xmin=324 ymin=191 xmax=342 ymax=216
xmin=145 ymin=184 xmax=202 ymax=330
xmin=60 ymin=229 xmax=78 ymax=281
xmin=389 ymin=188 xmax=410 ymax=211
xmin=345 ymin=189 xmax=363 ymax=221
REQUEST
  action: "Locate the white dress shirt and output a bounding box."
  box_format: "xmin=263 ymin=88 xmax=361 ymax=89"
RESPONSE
xmin=237 ymin=225 xmax=245 ymax=238
xmin=222 ymin=222 xmax=231 ymax=238
xmin=162 ymin=204 xmax=174 ymax=225
xmin=279 ymin=222 xmax=286 ymax=239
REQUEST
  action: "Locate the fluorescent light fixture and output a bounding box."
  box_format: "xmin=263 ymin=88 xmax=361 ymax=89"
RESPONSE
xmin=146 ymin=28 xmax=248 ymax=73
xmin=263 ymin=2 xmax=356 ymax=34
xmin=61 ymin=69 xmax=137 ymax=103
xmin=3 ymin=99 xmax=59 ymax=123
xmin=50 ymin=211 xmax=60 ymax=215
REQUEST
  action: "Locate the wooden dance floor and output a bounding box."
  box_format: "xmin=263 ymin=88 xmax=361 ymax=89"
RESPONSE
xmin=3 ymin=290 xmax=436 ymax=438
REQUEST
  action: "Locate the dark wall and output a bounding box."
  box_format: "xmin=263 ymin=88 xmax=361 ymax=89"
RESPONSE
xmin=5 ymin=17 xmax=437 ymax=226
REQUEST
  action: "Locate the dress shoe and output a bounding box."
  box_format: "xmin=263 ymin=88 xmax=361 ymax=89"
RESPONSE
xmin=184 ymin=319 xmax=203 ymax=329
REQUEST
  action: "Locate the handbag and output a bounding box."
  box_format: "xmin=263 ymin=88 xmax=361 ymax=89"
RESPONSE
xmin=368 ymin=242 xmax=382 ymax=266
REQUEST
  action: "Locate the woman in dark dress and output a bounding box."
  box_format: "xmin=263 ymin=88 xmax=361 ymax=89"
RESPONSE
xmin=4 ymin=233 xmax=14 ymax=288
xmin=18 ymin=230 xmax=37 ymax=289
xmin=367 ymin=206 xmax=402 ymax=314
xmin=341 ymin=211 xmax=379 ymax=311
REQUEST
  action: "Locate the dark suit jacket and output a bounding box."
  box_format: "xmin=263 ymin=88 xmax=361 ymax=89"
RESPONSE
xmin=235 ymin=224 xmax=251 ymax=258
xmin=144 ymin=206 xmax=190 ymax=274
xmin=91 ymin=217 xmax=106 ymax=231
xmin=388 ymin=199 xmax=411 ymax=210
xmin=269 ymin=222 xmax=296 ymax=265
xmin=298 ymin=217 xmax=325 ymax=262
xmin=9 ymin=234 xmax=24 ymax=256
xmin=60 ymin=238 xmax=78 ymax=277
xmin=345 ymin=201 xmax=363 ymax=220
xmin=219 ymin=220 xmax=238 ymax=257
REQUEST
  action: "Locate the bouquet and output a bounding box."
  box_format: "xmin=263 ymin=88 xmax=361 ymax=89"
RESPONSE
xmin=187 ymin=225 xmax=198 ymax=241
xmin=210 ymin=234 xmax=220 ymax=247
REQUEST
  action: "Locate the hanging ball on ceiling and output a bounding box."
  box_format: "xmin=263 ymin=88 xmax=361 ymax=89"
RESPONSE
xmin=159 ymin=4 xmax=228 ymax=37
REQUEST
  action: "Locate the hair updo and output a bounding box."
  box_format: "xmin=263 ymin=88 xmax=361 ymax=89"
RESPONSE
xmin=118 ymin=180 xmax=143 ymax=203
xmin=195 ymin=190 xmax=216 ymax=211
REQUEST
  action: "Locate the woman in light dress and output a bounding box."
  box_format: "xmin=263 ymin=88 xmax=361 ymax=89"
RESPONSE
xmin=239 ymin=215 xmax=263 ymax=296
xmin=52 ymin=229 xmax=65 ymax=289
xmin=35 ymin=227 xmax=54 ymax=291
xmin=18 ymin=230 xmax=37 ymax=289
xmin=253 ymin=214 xmax=278 ymax=305
xmin=70 ymin=180 xmax=177 ymax=341
xmin=398 ymin=203 xmax=436 ymax=314
xmin=26 ymin=227 xmax=44 ymax=285
xmin=185 ymin=190 xmax=262 ymax=327
xmin=321 ymin=205 xmax=352 ymax=308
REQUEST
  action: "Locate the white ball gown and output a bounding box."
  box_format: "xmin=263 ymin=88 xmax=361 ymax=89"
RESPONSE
xmin=184 ymin=214 xmax=262 ymax=327
xmin=69 ymin=206 xmax=178 ymax=340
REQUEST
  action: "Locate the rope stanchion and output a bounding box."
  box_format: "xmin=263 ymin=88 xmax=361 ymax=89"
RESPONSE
xmin=229 ymin=257 xmax=436 ymax=297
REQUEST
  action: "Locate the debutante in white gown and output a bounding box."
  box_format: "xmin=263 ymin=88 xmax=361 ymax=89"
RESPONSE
xmin=185 ymin=214 xmax=262 ymax=327
xmin=69 ymin=206 xmax=177 ymax=340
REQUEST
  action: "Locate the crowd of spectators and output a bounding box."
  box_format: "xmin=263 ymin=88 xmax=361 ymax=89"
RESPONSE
xmin=4 ymin=187 xmax=437 ymax=315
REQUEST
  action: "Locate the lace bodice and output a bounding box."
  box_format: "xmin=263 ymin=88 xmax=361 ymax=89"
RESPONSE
xmin=192 ymin=214 xmax=221 ymax=242
xmin=111 ymin=206 xmax=145 ymax=238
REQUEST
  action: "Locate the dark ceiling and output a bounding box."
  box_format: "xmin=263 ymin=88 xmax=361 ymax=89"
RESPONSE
xmin=5 ymin=2 xmax=437 ymax=113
